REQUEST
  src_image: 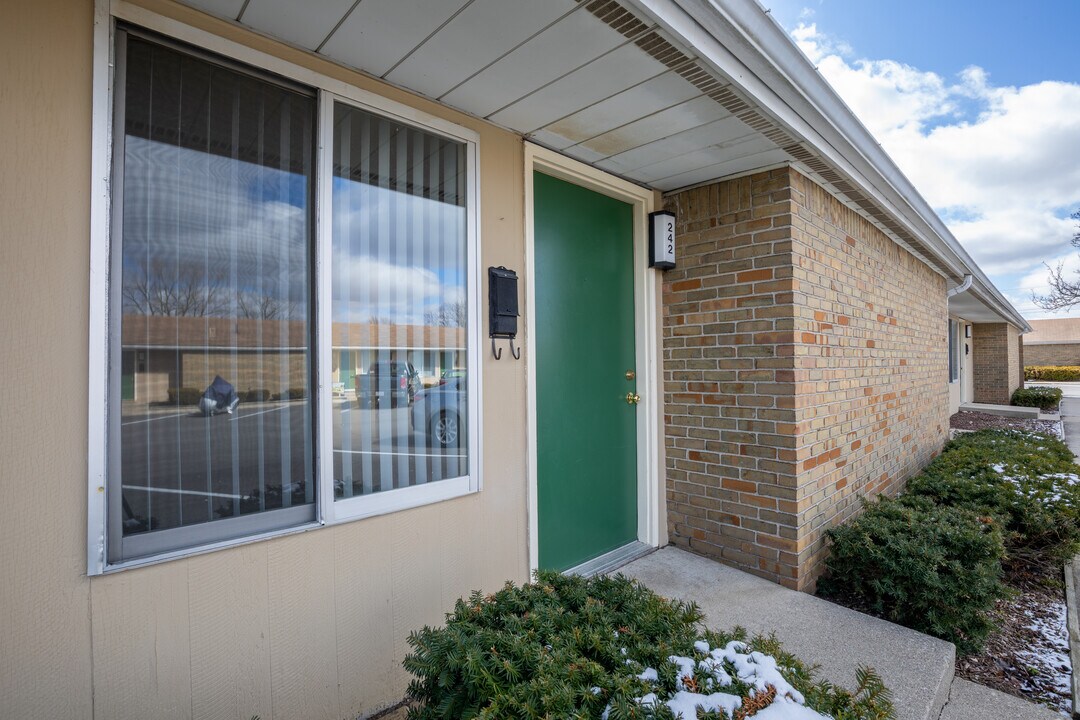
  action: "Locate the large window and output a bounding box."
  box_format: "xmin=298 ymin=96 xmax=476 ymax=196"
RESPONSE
xmin=948 ymin=319 xmax=960 ymax=383
xmin=330 ymin=103 xmax=469 ymax=499
xmin=102 ymin=28 xmax=477 ymax=568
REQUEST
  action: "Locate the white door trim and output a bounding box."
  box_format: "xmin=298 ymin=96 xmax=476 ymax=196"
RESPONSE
xmin=524 ymin=142 xmax=663 ymax=573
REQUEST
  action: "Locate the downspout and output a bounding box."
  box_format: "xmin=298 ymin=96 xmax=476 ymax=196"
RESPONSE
xmin=948 ymin=274 xmax=973 ymax=297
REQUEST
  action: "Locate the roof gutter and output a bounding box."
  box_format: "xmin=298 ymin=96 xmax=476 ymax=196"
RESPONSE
xmin=622 ymin=0 xmax=1031 ymax=333
xmin=947 ymin=274 xmax=973 ymax=297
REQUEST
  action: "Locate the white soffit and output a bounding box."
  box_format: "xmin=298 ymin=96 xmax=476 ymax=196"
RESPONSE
xmin=239 ymin=0 xmax=356 ymax=50
xmin=180 ymin=0 xmax=245 ymax=19
xmin=384 ymin=0 xmax=578 ymax=100
xmin=173 ymin=0 xmax=782 ymax=194
xmin=320 ymin=0 xmax=475 ymax=78
xmin=488 ymin=41 xmax=667 ymax=130
xmin=537 ymin=71 xmax=702 ymax=145
xmin=949 ymin=291 xmax=1015 ymax=325
xmin=438 ymin=8 xmax=630 ymax=117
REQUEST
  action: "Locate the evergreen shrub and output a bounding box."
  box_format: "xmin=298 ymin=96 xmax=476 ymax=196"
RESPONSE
xmin=905 ymin=429 xmax=1080 ymax=563
xmin=1010 ymin=386 xmax=1063 ymax=411
xmin=1025 ymin=366 xmax=1080 ymax=381
xmin=167 ymin=387 xmax=202 ymax=405
xmin=271 ymin=387 xmax=306 ymax=400
xmin=404 ymin=571 xmax=894 ymax=719
xmin=818 ymin=497 xmax=1007 ymax=655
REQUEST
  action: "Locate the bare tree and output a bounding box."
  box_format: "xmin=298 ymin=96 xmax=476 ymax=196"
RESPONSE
xmin=236 ymin=291 xmax=297 ymax=320
xmin=1033 ymin=210 xmax=1080 ymax=311
xmin=424 ymin=301 xmax=466 ymax=328
xmin=122 ymin=259 xmax=229 ymax=317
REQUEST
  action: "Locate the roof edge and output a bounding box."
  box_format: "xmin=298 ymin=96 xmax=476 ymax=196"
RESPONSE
xmin=623 ymin=0 xmax=1030 ymax=332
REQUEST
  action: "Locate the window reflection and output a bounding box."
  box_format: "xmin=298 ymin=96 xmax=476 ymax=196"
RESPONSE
xmin=331 ymin=103 xmax=469 ymax=498
xmin=117 ymin=36 xmax=315 ymax=542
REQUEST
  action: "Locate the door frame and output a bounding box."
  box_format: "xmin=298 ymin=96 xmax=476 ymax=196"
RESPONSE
xmin=524 ymin=142 xmax=664 ymax=573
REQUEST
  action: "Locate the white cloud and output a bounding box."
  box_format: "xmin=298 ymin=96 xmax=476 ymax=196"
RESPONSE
xmin=791 ymin=23 xmax=1080 ymax=317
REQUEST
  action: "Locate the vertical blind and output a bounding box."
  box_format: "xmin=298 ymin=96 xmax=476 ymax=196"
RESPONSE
xmin=331 ymin=102 xmax=469 ymax=499
xmin=116 ymin=33 xmax=316 ymax=556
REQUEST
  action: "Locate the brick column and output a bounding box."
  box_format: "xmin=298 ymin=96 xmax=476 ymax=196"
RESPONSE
xmin=663 ymin=169 xmax=801 ymax=587
xmin=663 ymin=167 xmax=949 ymax=591
xmin=972 ymin=323 xmax=1022 ymax=404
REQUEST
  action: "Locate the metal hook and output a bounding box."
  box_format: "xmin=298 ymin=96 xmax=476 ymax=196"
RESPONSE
xmin=491 ymin=337 xmax=502 ymax=360
xmin=509 ymin=338 xmax=521 ymax=360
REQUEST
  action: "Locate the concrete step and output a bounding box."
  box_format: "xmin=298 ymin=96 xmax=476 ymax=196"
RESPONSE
xmin=959 ymin=402 xmax=1039 ymax=418
xmin=938 ymin=678 xmax=1062 ymax=720
xmin=619 ymin=547 xmax=955 ymax=720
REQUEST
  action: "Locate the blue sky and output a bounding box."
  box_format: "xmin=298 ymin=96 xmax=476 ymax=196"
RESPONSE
xmin=767 ymin=0 xmax=1080 ymax=87
xmin=762 ymin=0 xmax=1080 ymax=319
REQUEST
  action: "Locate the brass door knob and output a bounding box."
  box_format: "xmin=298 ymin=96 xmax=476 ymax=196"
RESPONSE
xmin=626 ymin=392 xmax=641 ymax=405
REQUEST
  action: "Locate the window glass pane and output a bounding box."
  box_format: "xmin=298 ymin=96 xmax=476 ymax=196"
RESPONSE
xmin=948 ymin=320 xmax=958 ymax=382
xmin=117 ymin=35 xmax=316 ymax=551
xmin=331 ymin=102 xmax=468 ymax=499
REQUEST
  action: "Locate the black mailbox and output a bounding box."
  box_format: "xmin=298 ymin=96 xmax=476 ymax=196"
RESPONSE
xmin=488 ymin=266 xmax=520 ymax=359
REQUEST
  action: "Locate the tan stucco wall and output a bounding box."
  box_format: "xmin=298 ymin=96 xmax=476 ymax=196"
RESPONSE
xmin=0 ymin=1 xmax=530 ymax=718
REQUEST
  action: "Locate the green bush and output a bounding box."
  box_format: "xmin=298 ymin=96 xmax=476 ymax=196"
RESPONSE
xmin=1011 ymin=385 xmax=1063 ymax=411
xmin=1025 ymin=365 xmax=1080 ymax=381
xmin=167 ymin=387 xmax=203 ymax=405
xmin=905 ymin=429 xmax=1080 ymax=564
xmin=271 ymin=387 xmax=306 ymax=401
xmin=818 ymin=497 xmax=1007 ymax=655
xmin=242 ymin=388 xmax=271 ymax=402
xmin=405 ymin=571 xmax=894 ymax=719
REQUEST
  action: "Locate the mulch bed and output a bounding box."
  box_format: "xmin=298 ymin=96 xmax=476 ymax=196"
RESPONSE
xmin=955 ymin=564 xmax=1071 ymax=716
xmin=947 ymin=410 xmax=1071 ymax=714
xmin=950 ymin=410 xmax=1061 ymax=436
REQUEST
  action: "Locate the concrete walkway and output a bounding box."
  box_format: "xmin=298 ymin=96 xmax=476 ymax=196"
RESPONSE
xmin=618 ymin=547 xmax=1062 ymax=720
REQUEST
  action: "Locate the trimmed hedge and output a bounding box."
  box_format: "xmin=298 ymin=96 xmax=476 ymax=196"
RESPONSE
xmin=241 ymin=388 xmax=271 ymax=402
xmin=904 ymin=429 xmax=1080 ymax=563
xmin=167 ymin=387 xmax=203 ymax=405
xmin=405 ymin=571 xmax=895 ymax=719
xmin=821 ymin=428 xmax=1080 ymax=654
xmin=1025 ymin=365 xmax=1080 ymax=381
xmin=819 ymin=498 xmax=1007 ymax=655
xmin=271 ymin=387 xmax=306 ymax=401
xmin=1011 ymin=385 xmax=1063 ymax=411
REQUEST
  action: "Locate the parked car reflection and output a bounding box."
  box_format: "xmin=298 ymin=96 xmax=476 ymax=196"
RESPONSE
xmin=354 ymin=361 xmax=420 ymax=409
xmin=411 ymin=376 xmax=466 ymax=447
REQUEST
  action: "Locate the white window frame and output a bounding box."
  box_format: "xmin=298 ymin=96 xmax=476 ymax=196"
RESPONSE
xmin=948 ymin=319 xmax=960 ymax=384
xmin=88 ymin=1 xmax=482 ymax=575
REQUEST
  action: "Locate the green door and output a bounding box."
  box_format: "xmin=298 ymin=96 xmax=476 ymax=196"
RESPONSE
xmin=534 ymin=171 xmax=638 ymax=571
xmin=340 ymin=351 xmax=356 ymax=391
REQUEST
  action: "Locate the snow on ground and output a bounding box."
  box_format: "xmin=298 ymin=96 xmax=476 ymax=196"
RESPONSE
xmin=604 ymin=639 xmax=833 ymax=720
xmin=1017 ymin=598 xmax=1072 ymax=716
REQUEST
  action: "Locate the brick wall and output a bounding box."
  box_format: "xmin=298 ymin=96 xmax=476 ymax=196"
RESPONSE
xmin=662 ymin=167 xmax=949 ymax=591
xmin=787 ymin=170 xmax=949 ymax=585
xmin=972 ymin=323 xmax=1022 ymax=404
xmin=1024 ymin=343 xmax=1080 ymax=367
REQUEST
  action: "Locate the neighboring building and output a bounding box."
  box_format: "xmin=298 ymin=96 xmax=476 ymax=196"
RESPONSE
xmin=0 ymin=1 xmax=1029 ymax=718
xmin=121 ymin=316 xmax=464 ymax=401
xmin=1023 ymin=317 xmax=1080 ymax=367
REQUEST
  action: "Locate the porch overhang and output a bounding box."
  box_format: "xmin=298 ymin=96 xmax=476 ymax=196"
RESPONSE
xmin=176 ymin=0 xmax=1028 ymax=330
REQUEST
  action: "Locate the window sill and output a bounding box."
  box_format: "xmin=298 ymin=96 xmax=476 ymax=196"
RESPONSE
xmin=96 ymin=480 xmax=480 ymax=575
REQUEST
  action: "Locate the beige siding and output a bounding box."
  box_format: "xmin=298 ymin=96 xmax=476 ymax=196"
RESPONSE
xmin=0 ymin=0 xmax=97 ymax=717
xmin=0 ymin=1 xmax=530 ymax=719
